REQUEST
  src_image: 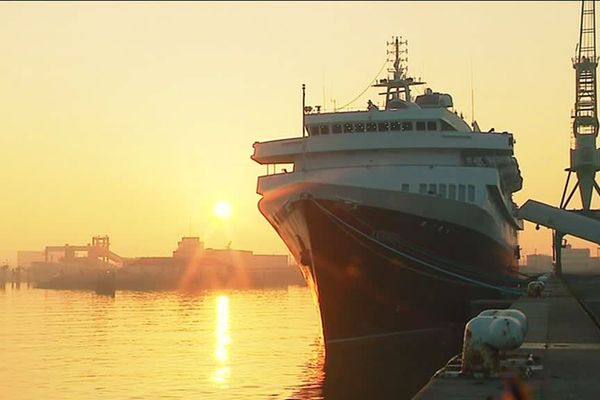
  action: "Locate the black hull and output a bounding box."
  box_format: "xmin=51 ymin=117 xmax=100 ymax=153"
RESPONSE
xmin=261 ymin=197 xmax=519 ymax=344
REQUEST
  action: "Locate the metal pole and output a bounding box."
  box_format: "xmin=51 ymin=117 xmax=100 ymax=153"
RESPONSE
xmin=560 ymin=170 xmax=572 ymax=208
xmin=594 ymin=179 xmax=600 ymax=197
xmin=564 ymin=181 xmax=580 ymax=209
xmin=302 ymin=84 xmax=306 ymax=137
xmin=554 ymin=231 xmax=564 ymax=276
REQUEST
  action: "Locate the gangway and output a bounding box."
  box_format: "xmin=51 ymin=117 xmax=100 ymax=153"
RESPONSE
xmin=520 ymin=200 xmax=600 ymax=242
xmin=519 ymin=200 xmax=600 ymax=274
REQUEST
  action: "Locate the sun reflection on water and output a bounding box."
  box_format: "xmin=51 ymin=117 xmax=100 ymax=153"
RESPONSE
xmin=213 ymin=295 xmax=231 ymax=387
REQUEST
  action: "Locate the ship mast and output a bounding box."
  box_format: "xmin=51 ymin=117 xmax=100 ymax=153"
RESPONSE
xmin=391 ymin=36 xmax=405 ymax=81
xmin=561 ymin=0 xmax=600 ymax=211
xmin=373 ymin=36 xmax=425 ymax=110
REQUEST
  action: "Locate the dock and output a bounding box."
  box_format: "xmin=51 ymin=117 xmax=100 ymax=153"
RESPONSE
xmin=414 ymin=272 xmax=600 ymax=399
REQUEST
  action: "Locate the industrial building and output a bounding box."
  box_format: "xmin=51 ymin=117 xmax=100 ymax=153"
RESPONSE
xmin=22 ymin=236 xmax=304 ymax=291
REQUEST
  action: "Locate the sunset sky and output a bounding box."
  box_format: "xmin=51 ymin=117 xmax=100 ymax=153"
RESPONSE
xmin=0 ymin=1 xmax=597 ymax=265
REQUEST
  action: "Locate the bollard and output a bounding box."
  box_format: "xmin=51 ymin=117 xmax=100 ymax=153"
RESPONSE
xmin=527 ymin=281 xmax=544 ymax=297
xmin=537 ymin=273 xmax=550 ymax=283
xmin=478 ymin=309 xmax=528 ymax=337
xmin=461 ymin=309 xmax=527 ymax=376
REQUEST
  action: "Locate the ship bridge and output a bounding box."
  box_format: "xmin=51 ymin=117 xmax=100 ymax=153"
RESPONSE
xmin=302 ymin=36 xmax=470 ymax=137
xmin=304 ymin=107 xmax=471 ymax=137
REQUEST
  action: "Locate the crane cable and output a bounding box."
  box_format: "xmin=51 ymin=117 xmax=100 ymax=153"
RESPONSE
xmin=336 ymin=58 xmax=388 ymax=111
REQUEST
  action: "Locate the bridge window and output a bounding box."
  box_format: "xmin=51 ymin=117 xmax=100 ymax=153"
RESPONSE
xmin=416 ymin=121 xmax=426 ymax=131
xmin=441 ymin=120 xmax=456 ymax=131
xmin=449 ymin=184 xmax=457 ymax=200
xmin=332 ymin=124 xmax=343 ymax=134
xmin=458 ymin=184 xmax=466 ymax=201
xmin=309 ymin=126 xmax=320 ymax=136
xmin=390 ymin=121 xmax=402 ymax=131
xmin=468 ymin=185 xmax=475 ymax=202
xmin=427 ymin=121 xmax=437 ymax=131
xmin=401 ymin=183 xmax=410 ymax=192
xmin=320 ymin=125 xmax=330 ymax=135
xmin=439 ymin=184 xmax=447 ymax=198
xmin=401 ymin=122 xmax=413 ymax=131
xmin=419 ymin=184 xmax=427 ymax=194
xmin=355 ymin=122 xmax=365 ymax=132
xmin=378 ymin=122 xmax=389 ymax=132
xmin=366 ymin=122 xmax=377 ymax=132
xmin=344 ymin=123 xmax=354 ymax=133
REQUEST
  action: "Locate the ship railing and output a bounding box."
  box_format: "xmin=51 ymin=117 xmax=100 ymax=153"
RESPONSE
xmin=264 ymin=163 xmax=294 ymax=176
xmin=305 ymin=105 xmax=371 ymax=115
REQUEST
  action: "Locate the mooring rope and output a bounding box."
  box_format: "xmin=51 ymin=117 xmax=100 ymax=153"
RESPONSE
xmin=350 ymin=217 xmax=531 ymax=287
xmin=311 ymin=199 xmax=525 ymax=296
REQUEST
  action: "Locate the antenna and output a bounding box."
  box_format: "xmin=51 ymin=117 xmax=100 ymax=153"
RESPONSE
xmin=560 ymin=0 xmax=600 ymax=211
xmin=302 ymin=84 xmax=306 ymax=137
xmin=386 ymin=36 xmax=408 ymax=80
xmin=322 ymin=77 xmax=326 ymax=113
xmin=470 ymin=62 xmax=475 ymax=125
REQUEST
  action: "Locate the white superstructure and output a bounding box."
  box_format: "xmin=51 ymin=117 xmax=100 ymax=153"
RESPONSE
xmin=254 ymin=126 xmax=521 ymax=249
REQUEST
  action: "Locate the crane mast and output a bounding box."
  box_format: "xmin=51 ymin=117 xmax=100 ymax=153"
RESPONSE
xmin=562 ymin=0 xmax=600 ymax=211
xmin=522 ymin=0 xmax=600 ymax=276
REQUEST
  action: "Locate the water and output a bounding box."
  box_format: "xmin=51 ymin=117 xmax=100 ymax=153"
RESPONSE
xmin=0 ymin=285 xmax=459 ymax=399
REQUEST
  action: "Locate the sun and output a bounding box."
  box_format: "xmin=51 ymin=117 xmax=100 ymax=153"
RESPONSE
xmin=213 ymin=201 xmax=233 ymax=220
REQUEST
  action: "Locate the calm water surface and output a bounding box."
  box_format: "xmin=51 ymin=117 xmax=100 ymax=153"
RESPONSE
xmin=0 ymin=285 xmax=459 ymax=399
xmin=0 ymin=285 xmax=324 ymax=399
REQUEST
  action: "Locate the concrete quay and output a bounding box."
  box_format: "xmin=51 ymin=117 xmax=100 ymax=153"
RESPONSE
xmin=413 ymin=273 xmax=600 ymax=399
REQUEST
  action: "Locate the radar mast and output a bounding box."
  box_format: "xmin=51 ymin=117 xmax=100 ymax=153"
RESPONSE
xmin=373 ymin=36 xmax=425 ymax=110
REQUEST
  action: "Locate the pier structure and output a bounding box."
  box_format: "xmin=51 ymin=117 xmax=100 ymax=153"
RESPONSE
xmin=0 ymin=264 xmax=7 ymax=288
xmin=43 ymin=235 xmax=124 ymax=267
xmin=413 ymin=272 xmax=600 ymax=399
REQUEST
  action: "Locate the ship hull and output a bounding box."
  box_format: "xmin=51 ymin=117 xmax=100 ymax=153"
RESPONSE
xmin=260 ymin=194 xmax=518 ymax=344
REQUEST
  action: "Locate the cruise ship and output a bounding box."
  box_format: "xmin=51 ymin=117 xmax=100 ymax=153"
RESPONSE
xmin=252 ymin=38 xmax=523 ymax=346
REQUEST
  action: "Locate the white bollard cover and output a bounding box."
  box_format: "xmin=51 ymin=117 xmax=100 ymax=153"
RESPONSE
xmin=478 ymin=309 xmax=528 ymax=336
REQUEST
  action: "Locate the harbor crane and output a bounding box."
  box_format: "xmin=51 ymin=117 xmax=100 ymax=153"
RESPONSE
xmin=520 ymin=0 xmax=600 ymax=274
xmin=561 ymin=0 xmax=600 ymax=212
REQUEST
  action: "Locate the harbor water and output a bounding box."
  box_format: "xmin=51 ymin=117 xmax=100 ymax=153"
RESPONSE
xmin=0 ymin=285 xmax=459 ymax=399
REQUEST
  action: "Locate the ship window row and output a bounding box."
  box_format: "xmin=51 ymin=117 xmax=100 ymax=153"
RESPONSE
xmin=308 ymin=120 xmax=456 ymax=136
xmin=417 ymin=183 xmax=476 ymax=202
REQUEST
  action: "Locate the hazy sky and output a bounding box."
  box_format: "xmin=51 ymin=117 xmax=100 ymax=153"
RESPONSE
xmin=0 ymin=1 xmax=596 ymax=264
